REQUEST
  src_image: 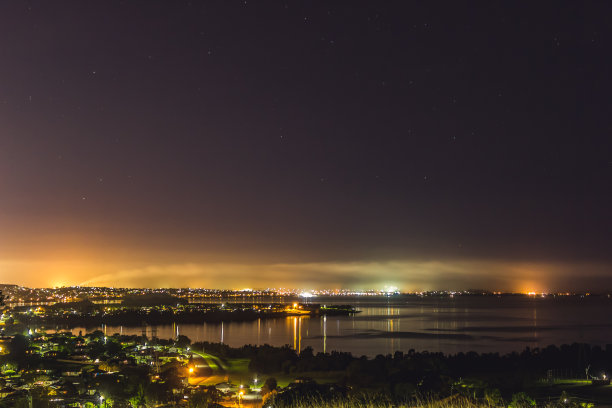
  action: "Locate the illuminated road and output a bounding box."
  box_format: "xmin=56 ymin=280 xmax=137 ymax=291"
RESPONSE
xmin=188 ymin=351 xmax=228 ymax=386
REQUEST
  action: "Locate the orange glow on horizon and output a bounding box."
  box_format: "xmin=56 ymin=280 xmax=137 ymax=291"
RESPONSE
xmin=0 ymin=255 xmax=605 ymax=292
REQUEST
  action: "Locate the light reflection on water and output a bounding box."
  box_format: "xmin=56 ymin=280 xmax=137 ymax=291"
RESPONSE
xmin=50 ymin=296 xmax=612 ymax=357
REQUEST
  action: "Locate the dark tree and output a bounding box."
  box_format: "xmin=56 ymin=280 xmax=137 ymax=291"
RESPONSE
xmin=261 ymin=377 xmax=277 ymax=396
xmin=176 ymin=334 xmax=191 ymax=348
xmin=8 ymin=334 xmax=29 ymax=361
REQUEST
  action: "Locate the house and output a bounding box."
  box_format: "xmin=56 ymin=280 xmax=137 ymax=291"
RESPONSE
xmin=0 ymin=386 xmax=15 ymax=398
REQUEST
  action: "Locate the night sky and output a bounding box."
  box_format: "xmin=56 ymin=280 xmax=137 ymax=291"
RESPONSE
xmin=1 ymin=1 xmax=611 ymax=291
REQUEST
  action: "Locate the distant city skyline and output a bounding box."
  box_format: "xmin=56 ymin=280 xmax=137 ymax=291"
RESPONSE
xmin=0 ymin=284 xmax=600 ymax=302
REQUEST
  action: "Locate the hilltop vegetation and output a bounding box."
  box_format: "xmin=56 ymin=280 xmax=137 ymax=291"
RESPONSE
xmin=1 ymin=323 xmax=610 ymax=407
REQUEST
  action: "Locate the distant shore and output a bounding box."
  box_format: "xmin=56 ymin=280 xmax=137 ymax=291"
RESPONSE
xmin=8 ymin=302 xmax=359 ymax=329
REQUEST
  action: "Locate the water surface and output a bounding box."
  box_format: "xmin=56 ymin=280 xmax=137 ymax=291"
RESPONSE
xmin=54 ymin=296 xmax=612 ymax=357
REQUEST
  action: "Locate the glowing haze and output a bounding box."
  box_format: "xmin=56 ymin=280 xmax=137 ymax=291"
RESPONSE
xmin=1 ymin=2 xmax=611 ymax=291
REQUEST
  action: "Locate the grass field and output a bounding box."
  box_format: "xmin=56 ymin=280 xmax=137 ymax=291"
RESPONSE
xmin=261 ymin=395 xmax=502 ymax=408
xmin=527 ymin=379 xmax=612 ymax=405
xmin=272 ymin=370 xmax=346 ymax=388
xmin=195 ymin=353 xmax=346 ymax=388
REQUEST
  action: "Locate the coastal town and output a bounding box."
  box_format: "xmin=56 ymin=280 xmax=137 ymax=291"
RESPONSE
xmin=0 ymin=326 xmax=282 ymax=407
xmin=0 ymin=288 xmax=357 ymax=407
xmin=1 ymin=287 xmax=612 ymax=407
